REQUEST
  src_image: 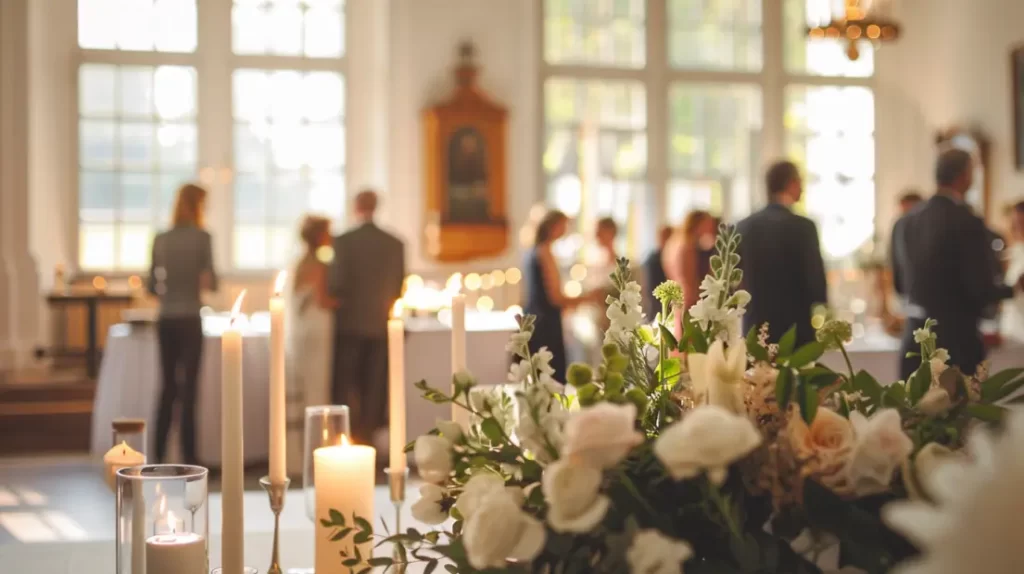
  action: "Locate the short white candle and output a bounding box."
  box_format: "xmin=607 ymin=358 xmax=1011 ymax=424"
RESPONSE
xmin=221 ymin=291 xmax=246 ymax=574
xmin=103 ymin=441 xmax=145 ymax=491
xmin=269 ymin=271 xmax=288 ymax=485
xmin=314 ymin=438 xmax=376 ymax=574
xmin=388 ymin=300 xmax=407 ymax=473
xmin=146 ymin=510 xmax=206 ymax=574
xmin=450 ymin=294 xmax=468 ymax=426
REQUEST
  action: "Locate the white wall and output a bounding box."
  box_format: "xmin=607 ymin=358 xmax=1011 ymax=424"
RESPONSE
xmin=875 ymin=0 xmax=1024 ymax=234
xmin=387 ymin=0 xmax=540 ymax=274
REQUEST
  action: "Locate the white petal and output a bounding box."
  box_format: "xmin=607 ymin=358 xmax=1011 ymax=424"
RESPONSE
xmin=508 ymin=514 xmax=547 ymax=561
xmin=548 ymin=495 xmax=610 ymax=533
xmin=882 ymin=503 xmax=949 ymax=546
xmin=707 ymin=466 xmax=728 ymax=485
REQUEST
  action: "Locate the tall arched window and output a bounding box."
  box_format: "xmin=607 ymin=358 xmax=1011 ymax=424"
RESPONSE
xmin=542 ymin=0 xmax=876 ymax=262
xmin=76 ymin=0 xmax=347 ymax=272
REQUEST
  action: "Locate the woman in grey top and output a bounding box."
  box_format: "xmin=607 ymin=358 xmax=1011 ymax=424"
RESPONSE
xmin=148 ymin=183 xmax=217 ymax=464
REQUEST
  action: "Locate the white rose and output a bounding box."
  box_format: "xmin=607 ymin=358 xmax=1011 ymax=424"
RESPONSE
xmin=687 ymin=339 xmax=747 ymax=414
xmin=654 ymin=405 xmax=762 ymax=484
xmin=626 ymin=529 xmax=693 ymax=574
xmin=410 ymin=484 xmax=448 ymax=525
xmin=562 ymin=403 xmax=643 ymax=469
xmin=901 ymin=442 xmax=957 ymax=501
xmin=542 ymin=460 xmax=610 ymax=533
xmin=845 ymin=409 xmax=913 ymax=496
xmin=455 ymin=473 xmax=524 ymax=520
xmin=436 ymin=419 xmax=464 ymax=442
xmin=464 ymin=492 xmax=546 ymax=570
xmin=917 ymin=387 xmax=952 ymax=417
xmin=414 ymin=435 xmax=452 ymax=484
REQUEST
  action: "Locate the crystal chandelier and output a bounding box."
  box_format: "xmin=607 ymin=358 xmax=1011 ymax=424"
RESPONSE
xmin=807 ymin=0 xmax=900 ymax=60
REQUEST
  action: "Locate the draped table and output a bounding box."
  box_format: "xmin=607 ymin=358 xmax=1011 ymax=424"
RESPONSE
xmin=90 ymin=311 xmax=517 ymax=464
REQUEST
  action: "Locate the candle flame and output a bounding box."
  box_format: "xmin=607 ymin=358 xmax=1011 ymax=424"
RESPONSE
xmin=230 ymin=290 xmax=247 ymax=326
xmin=166 ymin=510 xmax=178 ymax=533
xmin=391 ymin=299 xmax=404 ymax=319
xmin=340 ymin=434 xmax=351 ymax=447
xmin=273 ymin=270 xmax=287 ymax=296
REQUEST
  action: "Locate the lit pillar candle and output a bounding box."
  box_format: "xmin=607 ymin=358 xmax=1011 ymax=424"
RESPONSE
xmin=145 ymin=511 xmax=207 ymax=574
xmin=269 ymin=271 xmax=287 ymax=484
xmin=103 ymin=441 xmax=145 ymax=491
xmin=388 ymin=300 xmax=406 ymax=472
xmin=451 ymin=294 xmax=467 ymax=425
xmin=314 ymin=437 xmax=376 ymax=573
xmin=220 ymin=291 xmax=246 ymax=574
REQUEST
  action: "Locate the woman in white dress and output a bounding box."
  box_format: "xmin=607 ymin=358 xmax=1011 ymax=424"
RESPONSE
xmin=1003 ymin=201 xmax=1024 ymax=341
xmin=285 ymin=215 xmax=337 ymax=476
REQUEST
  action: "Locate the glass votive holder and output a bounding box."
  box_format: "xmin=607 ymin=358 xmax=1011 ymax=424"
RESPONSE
xmin=116 ymin=464 xmax=209 ymax=574
xmin=303 ymin=405 xmax=351 ymax=522
xmin=112 ymin=418 xmax=147 ymax=452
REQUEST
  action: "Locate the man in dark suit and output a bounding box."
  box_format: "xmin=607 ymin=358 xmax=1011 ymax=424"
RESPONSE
xmin=736 ymin=160 xmax=828 ymax=346
xmin=642 ymin=226 xmax=673 ymax=318
xmin=891 ymin=148 xmax=1023 ymax=380
xmin=329 ymin=190 xmax=406 ymax=444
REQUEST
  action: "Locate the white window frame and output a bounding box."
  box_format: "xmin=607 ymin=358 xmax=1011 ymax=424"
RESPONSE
xmin=538 ymin=0 xmax=876 ymax=256
xmin=74 ymin=0 xmax=350 ymax=277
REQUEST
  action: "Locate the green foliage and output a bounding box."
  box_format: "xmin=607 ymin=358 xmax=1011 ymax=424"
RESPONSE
xmin=775 ymin=368 xmax=795 ymax=412
xmin=776 ymin=326 xmax=797 ymax=359
xmin=797 ymin=379 xmax=819 ymax=424
xmin=786 ymin=341 xmax=825 ymax=369
xmin=746 ymin=326 xmax=770 ymax=363
xmin=682 ymin=310 xmax=709 ymax=353
xmin=980 ymin=367 xmax=1024 ymax=402
xmin=907 ymin=360 xmax=932 ymax=405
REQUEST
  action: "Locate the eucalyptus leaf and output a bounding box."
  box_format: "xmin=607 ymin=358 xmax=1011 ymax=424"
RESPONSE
xmin=330 ymin=527 xmax=353 ymax=541
xmin=354 ymin=516 xmax=373 ymax=533
xmin=329 ymin=509 xmax=346 ymax=527
xmin=981 ymin=367 xmax=1024 ymax=401
xmin=787 ymin=341 xmax=825 ymax=369
xmin=775 ymin=368 xmax=794 ymax=412
xmin=777 ymin=326 xmax=797 ymax=359
xmin=907 ymin=360 xmax=932 ymax=405
xmin=798 ymin=380 xmax=819 ymax=423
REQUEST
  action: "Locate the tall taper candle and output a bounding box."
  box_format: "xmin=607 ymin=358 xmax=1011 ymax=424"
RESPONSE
xmin=388 ymin=300 xmax=407 ymax=472
xmin=451 ymin=294 xmax=468 ymax=425
xmin=269 ymin=271 xmax=287 ymax=485
xmin=221 ymin=291 xmax=246 ymax=574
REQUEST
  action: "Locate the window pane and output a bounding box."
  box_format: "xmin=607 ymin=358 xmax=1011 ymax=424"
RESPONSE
xmin=544 ymin=0 xmax=645 ymax=68
xmin=80 ymin=65 xmax=117 ymax=117
xmin=81 ymin=0 xmax=195 ymax=52
xmin=668 ymin=0 xmax=762 ymax=71
xmin=544 ymin=77 xmax=647 ymax=258
xmin=785 ymin=85 xmax=875 ymax=260
xmin=233 ymin=68 xmax=346 ymax=269
xmin=784 ymin=0 xmax=873 ymax=77
xmin=233 ymin=0 xmax=345 ymax=58
xmin=668 ymin=83 xmax=762 ymax=219
xmin=78 ymin=63 xmax=198 ymax=271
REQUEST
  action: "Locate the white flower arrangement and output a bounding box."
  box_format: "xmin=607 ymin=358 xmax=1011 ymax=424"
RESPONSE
xmin=318 ymin=224 xmax=1024 ymax=574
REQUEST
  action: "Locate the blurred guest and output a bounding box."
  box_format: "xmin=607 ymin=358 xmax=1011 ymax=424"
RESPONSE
xmin=286 ymin=215 xmax=337 ymax=474
xmin=664 ymin=210 xmax=717 ymax=312
xmin=642 ymin=226 xmax=673 ymax=318
xmin=1002 ymin=201 xmax=1024 ymax=340
xmin=898 ymin=190 xmax=924 ymax=215
xmin=328 ymin=190 xmax=405 ymax=445
xmin=525 ymin=210 xmax=594 ymax=383
xmin=148 ymin=183 xmax=217 ymax=465
xmin=892 ymin=149 xmax=1024 ymax=380
xmin=592 ymin=217 xmax=620 ymax=284
xmin=737 ymin=161 xmax=828 ymax=346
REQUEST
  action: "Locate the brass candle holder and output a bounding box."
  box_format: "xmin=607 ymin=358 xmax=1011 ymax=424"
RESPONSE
xmin=259 ymin=476 xmax=291 ymax=574
xmin=385 ymin=467 xmax=409 ymax=573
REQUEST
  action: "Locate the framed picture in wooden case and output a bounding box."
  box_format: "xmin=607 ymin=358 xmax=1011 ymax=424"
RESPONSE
xmin=422 ymin=43 xmax=508 ymax=262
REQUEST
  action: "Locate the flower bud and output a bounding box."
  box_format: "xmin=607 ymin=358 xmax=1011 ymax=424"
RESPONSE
xmin=602 ymin=343 xmax=621 ymax=360
xmin=604 ymin=372 xmax=625 ymax=395
xmin=566 ymin=363 xmax=593 ymax=388
xmin=625 ymin=388 xmax=649 ymax=413
xmin=576 ymin=383 xmax=600 ymax=406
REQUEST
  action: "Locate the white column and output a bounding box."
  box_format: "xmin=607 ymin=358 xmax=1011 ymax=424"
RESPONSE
xmin=0 ymin=0 xmax=41 ymax=373
xmin=759 ymin=0 xmax=786 ymax=213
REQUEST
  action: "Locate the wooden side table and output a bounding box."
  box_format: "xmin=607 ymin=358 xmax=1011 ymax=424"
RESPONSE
xmin=46 ymin=292 xmax=134 ymax=378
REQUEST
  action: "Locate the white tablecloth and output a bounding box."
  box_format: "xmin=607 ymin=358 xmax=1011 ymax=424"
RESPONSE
xmin=91 ymin=312 xmax=518 ymax=464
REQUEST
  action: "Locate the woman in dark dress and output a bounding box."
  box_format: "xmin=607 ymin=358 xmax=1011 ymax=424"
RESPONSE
xmin=524 ymin=210 xmax=592 ymax=383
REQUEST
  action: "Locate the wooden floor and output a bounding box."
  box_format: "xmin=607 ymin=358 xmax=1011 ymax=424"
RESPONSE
xmin=0 ymin=369 xmax=95 ymax=456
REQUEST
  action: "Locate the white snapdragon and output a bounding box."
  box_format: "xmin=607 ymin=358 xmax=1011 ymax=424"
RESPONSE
xmin=604 ymin=282 xmax=645 ymax=347
xmin=411 ymin=484 xmax=448 ymax=525
xmin=627 ymin=529 xmax=694 ymax=574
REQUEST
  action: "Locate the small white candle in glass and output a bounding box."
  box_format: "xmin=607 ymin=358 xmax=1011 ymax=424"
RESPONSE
xmin=145 ymin=510 xmax=206 ymax=574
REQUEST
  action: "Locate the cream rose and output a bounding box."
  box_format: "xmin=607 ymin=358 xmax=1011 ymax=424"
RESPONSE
xmin=788 ymin=407 xmax=855 ymax=491
xmin=901 ymin=442 xmax=958 ymax=501
xmin=917 ymin=387 xmax=952 ymax=417
xmin=414 ymin=435 xmax=452 ymax=483
xmin=561 ymin=402 xmax=643 ymax=469
xmin=846 ymin=409 xmax=913 ymax=496
xmin=654 ymin=405 xmax=762 ymax=484
xmin=687 ymin=339 xmax=747 ymax=414
xmin=455 ymin=473 xmax=524 ymax=520
xmin=411 ymin=484 xmax=448 ymax=525
xmin=464 ymin=492 xmax=546 ymax=570
xmin=542 ymin=460 xmax=610 ymax=533
xmin=626 ymin=529 xmax=694 ymax=574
